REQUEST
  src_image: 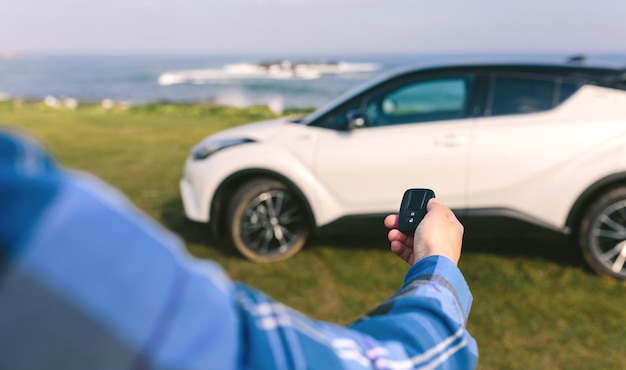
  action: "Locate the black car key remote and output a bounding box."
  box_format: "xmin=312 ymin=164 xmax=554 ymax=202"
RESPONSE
xmin=397 ymin=188 xmax=436 ymax=234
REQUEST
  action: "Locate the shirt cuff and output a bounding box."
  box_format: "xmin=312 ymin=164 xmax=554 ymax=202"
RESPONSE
xmin=403 ymin=255 xmax=473 ymax=318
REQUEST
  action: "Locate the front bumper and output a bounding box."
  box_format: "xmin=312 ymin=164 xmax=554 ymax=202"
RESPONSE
xmin=179 ymin=177 xmax=208 ymax=222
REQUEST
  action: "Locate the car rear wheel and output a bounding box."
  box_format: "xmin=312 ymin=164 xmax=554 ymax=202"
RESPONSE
xmin=578 ymin=187 xmax=626 ymax=279
xmin=227 ymin=178 xmax=310 ymax=262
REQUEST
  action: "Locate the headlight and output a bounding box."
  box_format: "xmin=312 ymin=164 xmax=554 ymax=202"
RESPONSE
xmin=191 ymin=138 xmax=255 ymax=161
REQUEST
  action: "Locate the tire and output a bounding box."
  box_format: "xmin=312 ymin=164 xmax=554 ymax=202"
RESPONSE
xmin=578 ymin=186 xmax=626 ymax=279
xmin=226 ymin=178 xmax=310 ymax=263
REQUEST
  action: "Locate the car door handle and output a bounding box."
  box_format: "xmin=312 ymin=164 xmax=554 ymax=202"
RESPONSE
xmin=435 ymin=134 xmax=468 ymax=147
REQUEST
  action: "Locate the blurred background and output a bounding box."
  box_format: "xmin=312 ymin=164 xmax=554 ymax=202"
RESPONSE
xmin=2 ymin=0 xmax=626 ymax=110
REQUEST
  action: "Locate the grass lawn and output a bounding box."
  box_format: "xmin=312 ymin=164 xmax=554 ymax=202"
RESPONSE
xmin=2 ymin=101 xmax=625 ymax=369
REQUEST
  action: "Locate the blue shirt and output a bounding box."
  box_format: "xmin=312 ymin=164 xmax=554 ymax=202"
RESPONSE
xmin=0 ymin=130 xmax=478 ymax=369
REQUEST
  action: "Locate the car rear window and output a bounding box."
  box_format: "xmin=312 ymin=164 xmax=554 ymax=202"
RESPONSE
xmin=490 ymin=77 xmax=554 ymax=116
xmin=558 ymin=81 xmax=581 ymax=104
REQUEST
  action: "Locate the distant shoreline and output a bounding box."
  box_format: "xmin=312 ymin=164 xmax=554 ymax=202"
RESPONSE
xmin=2 ymin=53 xmax=624 ymax=111
xmin=0 ymin=96 xmax=315 ymax=116
xmin=0 ymin=52 xmax=22 ymax=60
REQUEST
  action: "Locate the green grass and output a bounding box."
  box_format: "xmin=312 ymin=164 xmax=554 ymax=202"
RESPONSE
xmin=2 ymin=101 xmax=626 ymax=369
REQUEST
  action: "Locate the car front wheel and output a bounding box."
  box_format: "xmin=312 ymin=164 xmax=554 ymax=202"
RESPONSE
xmin=227 ymin=178 xmax=310 ymax=262
xmin=579 ymin=187 xmax=626 ymax=279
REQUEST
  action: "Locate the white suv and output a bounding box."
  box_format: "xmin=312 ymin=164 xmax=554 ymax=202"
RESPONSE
xmin=180 ymin=62 xmax=626 ymax=279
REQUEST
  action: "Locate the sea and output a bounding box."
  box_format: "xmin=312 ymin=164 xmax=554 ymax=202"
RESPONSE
xmin=1 ymin=52 xmax=624 ymax=110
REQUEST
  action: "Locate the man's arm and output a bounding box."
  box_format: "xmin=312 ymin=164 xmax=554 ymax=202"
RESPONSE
xmin=0 ymin=130 xmax=477 ymax=369
xmin=235 ymin=255 xmax=477 ymax=369
xmin=235 ymin=201 xmax=477 ymax=369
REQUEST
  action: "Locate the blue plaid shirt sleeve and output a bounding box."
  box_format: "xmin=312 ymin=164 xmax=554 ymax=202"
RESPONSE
xmin=0 ymin=130 xmax=477 ymax=369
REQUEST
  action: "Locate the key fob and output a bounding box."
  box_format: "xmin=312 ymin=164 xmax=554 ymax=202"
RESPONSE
xmin=397 ymin=188 xmax=436 ymax=234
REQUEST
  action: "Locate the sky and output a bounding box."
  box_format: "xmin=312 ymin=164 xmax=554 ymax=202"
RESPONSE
xmin=2 ymin=0 xmax=626 ymax=55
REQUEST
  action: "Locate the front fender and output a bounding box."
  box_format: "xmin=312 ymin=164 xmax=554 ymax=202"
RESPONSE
xmin=185 ymin=142 xmax=345 ymax=227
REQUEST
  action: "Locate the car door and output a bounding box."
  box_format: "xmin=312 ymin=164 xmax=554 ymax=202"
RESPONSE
xmin=467 ymin=72 xmax=624 ymax=227
xmin=310 ymin=72 xmax=477 ymax=216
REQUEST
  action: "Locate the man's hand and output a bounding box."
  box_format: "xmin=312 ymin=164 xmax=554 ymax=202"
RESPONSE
xmin=384 ymin=198 xmax=464 ymax=266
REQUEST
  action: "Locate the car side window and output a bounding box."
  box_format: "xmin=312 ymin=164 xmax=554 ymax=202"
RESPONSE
xmin=488 ymin=76 xmax=554 ymax=116
xmin=365 ymin=77 xmax=470 ymax=127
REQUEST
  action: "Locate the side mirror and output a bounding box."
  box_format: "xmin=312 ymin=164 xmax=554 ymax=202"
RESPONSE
xmin=346 ymin=109 xmax=367 ymax=130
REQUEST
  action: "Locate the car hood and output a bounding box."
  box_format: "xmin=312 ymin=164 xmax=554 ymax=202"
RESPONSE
xmin=207 ymin=117 xmax=291 ymax=143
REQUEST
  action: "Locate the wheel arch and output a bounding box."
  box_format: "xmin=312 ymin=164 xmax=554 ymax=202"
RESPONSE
xmin=209 ymin=168 xmax=316 ymax=239
xmin=566 ymin=172 xmax=626 ymax=234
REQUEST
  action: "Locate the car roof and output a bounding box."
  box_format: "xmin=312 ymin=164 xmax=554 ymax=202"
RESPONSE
xmin=389 ymin=61 xmax=626 ymax=87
